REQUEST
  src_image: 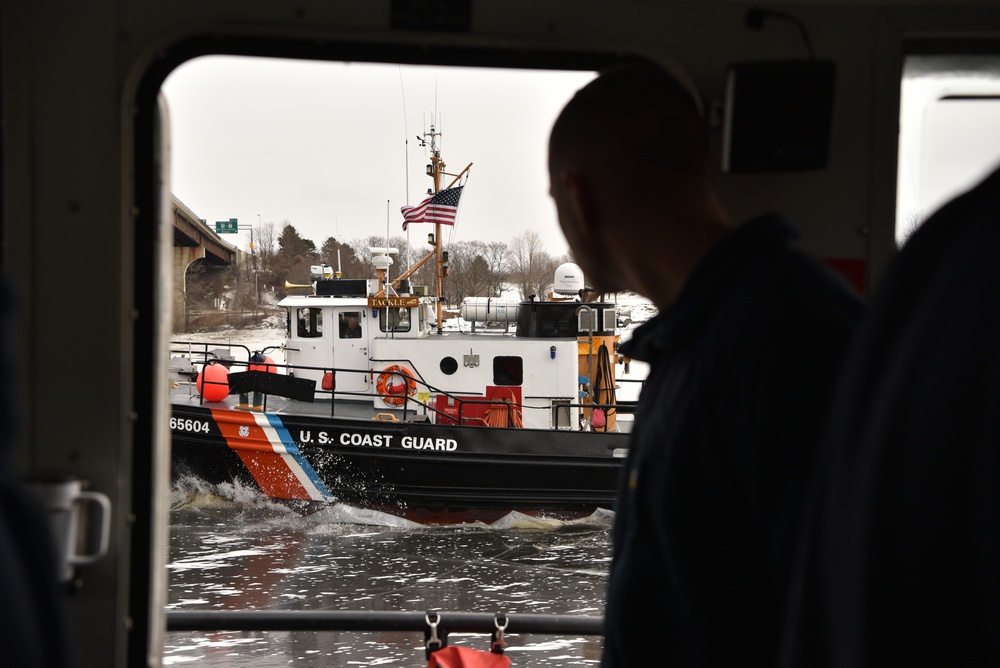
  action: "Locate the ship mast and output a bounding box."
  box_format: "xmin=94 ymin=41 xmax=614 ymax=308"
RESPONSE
xmin=423 ymin=124 xmax=471 ymax=334
xmin=426 ymin=125 xmax=445 ymax=333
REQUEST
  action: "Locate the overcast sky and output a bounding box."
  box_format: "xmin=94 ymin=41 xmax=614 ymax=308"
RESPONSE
xmin=161 ymin=57 xmax=595 ymax=258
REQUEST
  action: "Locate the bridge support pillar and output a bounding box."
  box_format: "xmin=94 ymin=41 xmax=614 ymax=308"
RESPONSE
xmin=173 ymin=246 xmax=206 ymax=332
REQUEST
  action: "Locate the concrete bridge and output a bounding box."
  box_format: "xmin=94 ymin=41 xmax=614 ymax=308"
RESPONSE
xmin=171 ymin=194 xmax=240 ymax=331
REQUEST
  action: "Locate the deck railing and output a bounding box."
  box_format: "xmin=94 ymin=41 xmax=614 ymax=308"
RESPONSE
xmin=166 ymin=609 xmax=603 ymax=635
xmin=170 ymin=339 xmax=639 ymax=430
xmin=166 ymin=609 xmax=604 ymax=659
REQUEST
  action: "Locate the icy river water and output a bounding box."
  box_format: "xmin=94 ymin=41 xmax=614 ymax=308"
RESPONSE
xmin=163 ymin=481 xmax=613 ymax=667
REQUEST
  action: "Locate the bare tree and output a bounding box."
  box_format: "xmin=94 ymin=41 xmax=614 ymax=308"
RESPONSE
xmin=442 ymin=240 xmax=491 ymax=305
xmin=484 ymin=241 xmax=511 ymax=297
xmin=187 ymin=226 xmax=566 ymax=316
xmin=255 ymin=220 xmax=277 ymax=268
xmin=509 ymin=230 xmax=558 ymax=301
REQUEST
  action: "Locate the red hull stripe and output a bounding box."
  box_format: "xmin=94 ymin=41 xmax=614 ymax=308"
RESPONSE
xmin=209 ymin=409 xmax=334 ymax=502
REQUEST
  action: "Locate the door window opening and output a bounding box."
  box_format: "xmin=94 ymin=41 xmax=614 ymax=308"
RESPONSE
xmin=896 ymin=54 xmax=1000 ymax=245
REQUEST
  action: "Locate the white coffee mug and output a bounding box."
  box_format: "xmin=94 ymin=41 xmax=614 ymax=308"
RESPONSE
xmin=27 ymin=478 xmax=111 ymax=583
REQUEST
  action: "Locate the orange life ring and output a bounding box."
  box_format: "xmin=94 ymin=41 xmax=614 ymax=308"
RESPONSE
xmin=376 ymin=365 xmax=417 ymax=406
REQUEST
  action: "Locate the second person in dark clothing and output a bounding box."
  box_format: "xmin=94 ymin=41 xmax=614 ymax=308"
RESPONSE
xmin=548 ymin=62 xmax=865 ymax=667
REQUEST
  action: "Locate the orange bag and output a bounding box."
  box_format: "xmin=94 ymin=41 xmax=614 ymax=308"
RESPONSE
xmin=427 ymin=645 xmax=511 ymax=668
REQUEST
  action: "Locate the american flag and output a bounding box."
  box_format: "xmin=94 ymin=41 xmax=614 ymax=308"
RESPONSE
xmin=401 ymin=186 xmax=464 ymax=230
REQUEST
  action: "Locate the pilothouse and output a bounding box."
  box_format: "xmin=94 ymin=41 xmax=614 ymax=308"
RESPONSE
xmin=278 ymin=253 xmax=623 ymax=433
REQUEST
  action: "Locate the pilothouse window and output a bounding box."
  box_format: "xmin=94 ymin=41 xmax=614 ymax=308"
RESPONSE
xmin=297 ymin=308 xmax=323 ymax=338
xmin=378 ymin=307 xmax=411 ymax=333
xmin=339 ymin=311 xmax=363 ymax=338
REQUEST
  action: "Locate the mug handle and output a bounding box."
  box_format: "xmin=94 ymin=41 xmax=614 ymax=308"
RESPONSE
xmin=69 ymin=491 xmax=111 ymax=566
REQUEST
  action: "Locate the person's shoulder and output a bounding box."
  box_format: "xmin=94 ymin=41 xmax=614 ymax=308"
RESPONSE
xmin=719 ymin=245 xmax=865 ymax=339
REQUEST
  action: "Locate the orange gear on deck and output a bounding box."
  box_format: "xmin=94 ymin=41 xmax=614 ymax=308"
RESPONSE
xmin=483 ymin=389 xmax=523 ymax=428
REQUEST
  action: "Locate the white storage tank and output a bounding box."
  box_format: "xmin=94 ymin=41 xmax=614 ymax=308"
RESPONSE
xmin=459 ymin=297 xmax=520 ymax=323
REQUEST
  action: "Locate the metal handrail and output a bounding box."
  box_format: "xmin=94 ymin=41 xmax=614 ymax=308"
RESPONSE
xmin=166 ymin=609 xmax=603 ymax=635
xmin=171 ymin=340 xmax=643 ymax=427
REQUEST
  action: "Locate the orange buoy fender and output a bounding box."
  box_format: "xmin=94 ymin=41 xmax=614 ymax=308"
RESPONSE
xmin=249 ymin=354 xmax=277 ymax=373
xmin=196 ymin=362 xmax=230 ymax=402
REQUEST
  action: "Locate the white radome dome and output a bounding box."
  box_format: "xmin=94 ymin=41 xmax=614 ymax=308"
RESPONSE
xmin=553 ymin=262 xmax=585 ymax=295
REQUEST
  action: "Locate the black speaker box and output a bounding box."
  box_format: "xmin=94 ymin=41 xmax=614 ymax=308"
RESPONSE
xmin=315 ymin=279 xmax=367 ymax=297
xmin=722 ymin=60 xmax=836 ymax=172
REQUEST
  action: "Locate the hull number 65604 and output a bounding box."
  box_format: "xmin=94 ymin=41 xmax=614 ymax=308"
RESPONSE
xmin=171 ymin=417 xmax=211 ymax=434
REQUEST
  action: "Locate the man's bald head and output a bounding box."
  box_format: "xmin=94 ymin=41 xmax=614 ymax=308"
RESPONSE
xmin=548 ymin=62 xmax=730 ymax=306
xmin=549 ymin=62 xmax=710 ymax=199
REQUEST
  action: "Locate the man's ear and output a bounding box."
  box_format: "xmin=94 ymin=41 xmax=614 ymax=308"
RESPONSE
xmin=562 ymin=171 xmax=601 ymax=235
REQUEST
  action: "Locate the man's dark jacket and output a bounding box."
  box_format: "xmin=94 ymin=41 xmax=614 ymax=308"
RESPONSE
xmin=603 ymin=215 xmax=864 ymax=667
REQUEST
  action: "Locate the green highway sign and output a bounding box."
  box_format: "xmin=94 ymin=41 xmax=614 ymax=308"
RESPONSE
xmin=215 ymin=218 xmax=238 ymax=234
